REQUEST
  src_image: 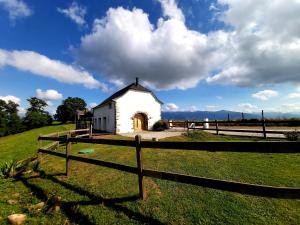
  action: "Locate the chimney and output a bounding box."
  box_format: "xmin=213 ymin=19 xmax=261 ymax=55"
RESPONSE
xmin=135 ymin=77 xmax=139 ymax=86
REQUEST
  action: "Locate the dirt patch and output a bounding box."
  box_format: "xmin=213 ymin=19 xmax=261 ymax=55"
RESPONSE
xmin=144 ymin=178 xmax=162 ymax=199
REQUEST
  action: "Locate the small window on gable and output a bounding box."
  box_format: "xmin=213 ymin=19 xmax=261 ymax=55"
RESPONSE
xmin=109 ymin=102 xmax=112 ymax=109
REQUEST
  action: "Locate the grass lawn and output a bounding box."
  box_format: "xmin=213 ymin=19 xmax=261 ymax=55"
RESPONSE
xmin=0 ymin=123 xmax=74 ymax=163
xmin=0 ymin=129 xmax=300 ymax=224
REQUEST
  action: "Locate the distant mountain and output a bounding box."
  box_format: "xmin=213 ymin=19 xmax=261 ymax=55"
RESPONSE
xmin=161 ymin=110 xmax=300 ymax=120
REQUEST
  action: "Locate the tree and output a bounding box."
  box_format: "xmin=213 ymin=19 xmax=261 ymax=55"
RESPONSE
xmin=55 ymin=97 xmax=87 ymax=123
xmin=0 ymin=100 xmax=23 ymax=136
xmin=23 ymin=97 xmax=52 ymax=129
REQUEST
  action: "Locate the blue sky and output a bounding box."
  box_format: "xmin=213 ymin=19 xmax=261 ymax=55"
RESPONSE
xmin=0 ymin=0 xmax=300 ymax=115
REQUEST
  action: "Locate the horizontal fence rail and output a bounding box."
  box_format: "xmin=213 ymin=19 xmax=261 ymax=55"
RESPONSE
xmin=168 ymin=119 xmax=300 ymax=139
xmin=37 ymin=133 xmax=300 ymax=200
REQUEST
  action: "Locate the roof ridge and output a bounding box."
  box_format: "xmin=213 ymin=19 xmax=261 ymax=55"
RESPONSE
xmin=93 ymin=82 xmax=162 ymax=109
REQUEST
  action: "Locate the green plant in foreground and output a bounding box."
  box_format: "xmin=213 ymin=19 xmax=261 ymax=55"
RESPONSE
xmin=0 ymin=157 xmax=40 ymax=178
xmin=0 ymin=160 xmax=18 ymax=178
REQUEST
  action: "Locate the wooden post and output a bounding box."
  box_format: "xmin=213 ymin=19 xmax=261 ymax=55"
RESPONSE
xmin=38 ymin=135 xmax=41 ymax=151
xmin=215 ymin=120 xmax=219 ymax=135
xmin=242 ymin=112 xmax=244 ymax=120
xmin=262 ymin=110 xmax=267 ymax=139
xmin=187 ymin=120 xmax=189 ymax=133
xmin=135 ymin=135 xmax=144 ymax=199
xmin=66 ymin=137 xmax=71 ymax=176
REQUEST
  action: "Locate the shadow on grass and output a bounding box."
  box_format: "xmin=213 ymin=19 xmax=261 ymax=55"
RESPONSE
xmin=18 ymin=172 xmax=165 ymax=225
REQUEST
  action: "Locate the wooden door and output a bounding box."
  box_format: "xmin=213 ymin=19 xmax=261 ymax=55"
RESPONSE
xmin=134 ymin=113 xmax=145 ymax=130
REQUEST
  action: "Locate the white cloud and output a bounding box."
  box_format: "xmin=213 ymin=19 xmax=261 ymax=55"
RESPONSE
xmin=237 ymin=103 xmax=260 ymax=113
xmin=0 ymin=49 xmax=107 ymax=90
xmin=252 ymin=90 xmax=278 ymax=101
xmin=277 ymin=103 xmax=300 ymax=113
xmin=288 ymin=92 xmax=300 ymax=99
xmin=57 ymin=2 xmax=86 ymax=27
xmin=164 ymin=103 xmax=179 ymax=111
xmin=0 ymin=0 xmax=32 ymax=21
xmin=189 ymin=105 xmax=198 ymax=112
xmin=36 ymin=89 xmax=63 ymax=101
xmin=74 ymin=0 xmax=300 ymax=90
xmin=207 ymin=0 xmax=300 ymax=87
xmin=75 ymin=4 xmax=227 ymax=90
xmin=89 ymin=102 xmax=98 ymax=109
xmin=0 ymin=95 xmax=21 ymax=104
xmin=158 ymin=0 xmax=185 ymax=21
xmin=205 ymin=105 xmax=218 ymax=111
xmin=216 ymin=95 xmax=223 ymax=100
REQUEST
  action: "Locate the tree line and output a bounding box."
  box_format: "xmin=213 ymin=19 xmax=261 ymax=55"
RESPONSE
xmin=0 ymin=96 xmax=89 ymax=137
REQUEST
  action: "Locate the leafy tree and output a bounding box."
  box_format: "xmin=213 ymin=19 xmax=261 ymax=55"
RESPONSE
xmin=0 ymin=100 xmax=23 ymax=136
xmin=0 ymin=100 xmax=8 ymax=136
xmin=55 ymin=97 xmax=87 ymax=123
xmin=23 ymin=97 xmax=52 ymax=129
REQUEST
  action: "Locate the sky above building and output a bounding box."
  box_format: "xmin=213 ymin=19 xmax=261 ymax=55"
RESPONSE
xmin=0 ymin=0 xmax=300 ymax=115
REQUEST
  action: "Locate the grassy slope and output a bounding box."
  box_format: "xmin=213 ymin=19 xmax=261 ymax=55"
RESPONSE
xmin=0 ymin=130 xmax=300 ymax=224
xmin=0 ymin=123 xmax=74 ymax=163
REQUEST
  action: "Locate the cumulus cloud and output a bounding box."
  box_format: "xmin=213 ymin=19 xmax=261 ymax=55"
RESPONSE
xmin=89 ymin=102 xmax=98 ymax=109
xmin=74 ymin=0 xmax=300 ymax=90
xmin=75 ymin=3 xmax=227 ymax=90
xmin=207 ymin=0 xmax=300 ymax=87
xmin=237 ymin=103 xmax=260 ymax=113
xmin=57 ymin=2 xmax=86 ymax=27
xmin=0 ymin=0 xmax=32 ymax=21
xmin=0 ymin=49 xmax=107 ymax=90
xmin=164 ymin=103 xmax=179 ymax=111
xmin=288 ymin=93 xmax=300 ymax=99
xmin=0 ymin=95 xmax=21 ymax=104
xmin=158 ymin=0 xmax=185 ymax=21
xmin=36 ymin=89 xmax=63 ymax=101
xmin=205 ymin=105 xmax=218 ymax=111
xmin=252 ymin=90 xmax=278 ymax=101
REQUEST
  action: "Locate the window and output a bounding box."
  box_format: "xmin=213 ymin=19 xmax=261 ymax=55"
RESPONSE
xmin=98 ymin=118 xmax=101 ymax=130
xmin=109 ymin=102 xmax=112 ymax=109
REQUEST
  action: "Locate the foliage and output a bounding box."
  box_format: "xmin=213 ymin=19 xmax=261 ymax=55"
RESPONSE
xmin=23 ymin=97 xmax=52 ymax=130
xmin=55 ymin=97 xmax=87 ymax=123
xmin=0 ymin=160 xmax=23 ymax=178
xmin=284 ymin=130 xmax=300 ymax=141
xmin=152 ymin=120 xmax=169 ymax=131
xmin=0 ymin=100 xmax=24 ymax=137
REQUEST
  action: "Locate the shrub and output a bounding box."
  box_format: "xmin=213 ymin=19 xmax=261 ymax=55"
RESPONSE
xmin=153 ymin=120 xmax=169 ymax=131
xmin=285 ymin=130 xmax=300 ymax=141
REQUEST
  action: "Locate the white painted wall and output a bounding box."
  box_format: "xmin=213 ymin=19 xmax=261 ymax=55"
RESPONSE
xmin=93 ymin=102 xmax=115 ymax=133
xmin=115 ymin=90 xmax=161 ymax=133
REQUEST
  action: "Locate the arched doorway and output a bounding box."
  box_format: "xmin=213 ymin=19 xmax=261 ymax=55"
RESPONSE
xmin=133 ymin=113 xmax=148 ymax=131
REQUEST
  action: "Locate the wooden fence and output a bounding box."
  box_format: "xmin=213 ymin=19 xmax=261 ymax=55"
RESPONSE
xmin=168 ymin=120 xmax=300 ymax=139
xmin=37 ymin=133 xmax=300 ymax=200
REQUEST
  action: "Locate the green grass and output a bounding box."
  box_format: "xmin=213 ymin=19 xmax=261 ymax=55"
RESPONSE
xmin=0 ymin=123 xmax=74 ymax=163
xmin=0 ymin=130 xmax=299 ymax=224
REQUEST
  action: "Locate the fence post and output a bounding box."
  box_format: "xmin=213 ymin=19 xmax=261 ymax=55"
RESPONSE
xmin=215 ymin=120 xmax=219 ymax=135
xmin=135 ymin=135 xmax=144 ymax=199
xmin=262 ymin=110 xmax=267 ymax=139
xmin=66 ymin=136 xmax=71 ymax=176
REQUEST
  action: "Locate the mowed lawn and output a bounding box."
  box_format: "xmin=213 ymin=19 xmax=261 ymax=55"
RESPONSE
xmin=1 ymin=128 xmax=300 ymax=224
xmin=0 ymin=123 xmax=74 ymax=163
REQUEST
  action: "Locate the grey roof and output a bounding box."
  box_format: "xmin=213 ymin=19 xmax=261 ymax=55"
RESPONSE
xmin=93 ymin=83 xmax=163 ymax=109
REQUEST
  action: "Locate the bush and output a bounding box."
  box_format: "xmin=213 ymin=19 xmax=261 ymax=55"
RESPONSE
xmin=285 ymin=130 xmax=300 ymax=141
xmin=153 ymin=120 xmax=169 ymax=131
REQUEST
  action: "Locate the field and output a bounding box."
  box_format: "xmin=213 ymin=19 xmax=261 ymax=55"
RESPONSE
xmin=0 ymin=125 xmax=300 ymax=224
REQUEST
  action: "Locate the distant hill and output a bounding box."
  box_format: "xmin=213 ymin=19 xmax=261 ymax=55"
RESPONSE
xmin=161 ymin=110 xmax=300 ymax=120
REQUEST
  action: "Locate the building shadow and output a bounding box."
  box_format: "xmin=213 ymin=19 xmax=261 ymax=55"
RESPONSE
xmin=18 ymin=173 xmax=165 ymax=225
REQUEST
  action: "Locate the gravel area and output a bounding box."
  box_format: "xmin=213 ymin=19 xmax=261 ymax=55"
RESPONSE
xmin=120 ymin=130 xmax=184 ymax=140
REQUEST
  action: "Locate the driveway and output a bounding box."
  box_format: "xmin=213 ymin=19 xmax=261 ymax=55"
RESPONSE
xmin=120 ymin=130 xmax=184 ymax=140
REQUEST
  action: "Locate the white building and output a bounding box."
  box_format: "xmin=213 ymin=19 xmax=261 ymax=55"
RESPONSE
xmin=93 ymin=78 xmax=162 ymax=134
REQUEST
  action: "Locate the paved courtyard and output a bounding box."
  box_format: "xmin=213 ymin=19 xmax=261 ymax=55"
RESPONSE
xmin=120 ymin=130 xmax=184 ymax=140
